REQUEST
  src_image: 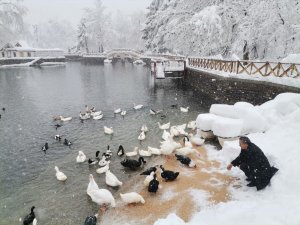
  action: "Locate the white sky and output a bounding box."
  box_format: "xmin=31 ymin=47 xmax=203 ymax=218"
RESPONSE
xmin=23 ymin=0 xmax=151 ymax=26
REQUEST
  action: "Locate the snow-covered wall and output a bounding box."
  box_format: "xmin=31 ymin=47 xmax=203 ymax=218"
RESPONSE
xmin=143 ymin=0 xmax=300 ymax=60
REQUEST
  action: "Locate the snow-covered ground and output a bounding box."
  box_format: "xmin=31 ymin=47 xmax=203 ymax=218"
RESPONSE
xmin=154 ymin=93 xmax=300 ymax=225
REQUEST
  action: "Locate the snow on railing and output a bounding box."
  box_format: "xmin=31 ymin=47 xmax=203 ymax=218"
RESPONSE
xmin=188 ymin=58 xmax=300 ymax=78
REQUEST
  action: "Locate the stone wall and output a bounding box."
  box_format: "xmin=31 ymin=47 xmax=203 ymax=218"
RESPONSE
xmin=184 ymin=67 xmax=300 ymax=105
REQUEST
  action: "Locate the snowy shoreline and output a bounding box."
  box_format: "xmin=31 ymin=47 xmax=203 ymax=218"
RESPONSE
xmin=154 ymin=93 xmax=300 ymax=225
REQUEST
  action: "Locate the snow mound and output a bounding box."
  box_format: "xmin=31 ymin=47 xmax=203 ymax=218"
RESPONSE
xmin=211 ymin=117 xmax=243 ymax=138
xmin=281 ymin=54 xmax=300 ymax=64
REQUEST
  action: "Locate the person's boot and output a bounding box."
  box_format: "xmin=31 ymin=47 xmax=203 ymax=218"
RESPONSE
xmin=247 ymin=181 xmax=256 ymax=187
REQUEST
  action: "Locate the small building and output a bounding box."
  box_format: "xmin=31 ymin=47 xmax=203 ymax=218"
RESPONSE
xmin=0 ymin=42 xmax=64 ymax=58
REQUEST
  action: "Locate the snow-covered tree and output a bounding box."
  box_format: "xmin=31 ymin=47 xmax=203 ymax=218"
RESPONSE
xmin=77 ymin=19 xmax=89 ymax=53
xmin=0 ymin=0 xmax=27 ymax=45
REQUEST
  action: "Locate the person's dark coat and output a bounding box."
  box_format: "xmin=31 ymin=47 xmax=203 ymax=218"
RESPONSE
xmin=231 ymin=141 xmax=278 ymax=190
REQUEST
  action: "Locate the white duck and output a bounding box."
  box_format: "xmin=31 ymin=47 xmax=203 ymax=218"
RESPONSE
xmin=176 ymin=147 xmax=197 ymax=156
xmin=55 ymin=166 xmax=67 ymax=181
xmin=79 ymin=112 xmax=90 ymax=120
xmin=104 ymin=126 xmax=113 ymax=135
xmin=139 ymin=149 xmax=152 ymax=157
xmin=162 ymin=130 xmax=171 ymax=141
xmin=76 ymin=151 xmax=86 ymax=163
xmin=93 ymin=114 xmax=103 ymax=120
xmin=114 ymin=108 xmax=121 ymax=114
xmin=160 ymin=136 xmax=181 ymax=156
xmin=96 ymin=161 xmax=110 ymax=174
xmin=126 ymin=147 xmax=138 ymax=157
xmin=105 ymin=170 xmax=122 ymax=187
xmin=59 ymin=116 xmax=72 ymax=122
xmin=138 ymin=131 xmax=146 ymax=141
xmin=180 ymin=106 xmax=189 ymax=112
xmin=158 ymin=122 xmax=170 ymax=130
xmin=133 ymin=104 xmax=143 ymax=110
xmin=148 ymin=146 xmax=161 ymax=155
xmin=144 ymin=171 xmax=155 ymax=186
xmin=120 ymin=192 xmax=145 ymax=204
xmin=187 ymin=121 xmax=196 ymax=130
xmin=141 ymin=124 xmax=149 ymax=133
xmin=121 ymin=110 xmax=127 ymax=116
xmin=91 ymin=111 xmax=102 ymax=117
xmin=189 ymin=133 xmax=205 ymax=146
xmin=87 ymin=174 xmax=116 ymax=207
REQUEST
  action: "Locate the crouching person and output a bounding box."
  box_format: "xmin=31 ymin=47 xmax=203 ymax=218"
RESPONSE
xmin=227 ymin=136 xmax=278 ymax=191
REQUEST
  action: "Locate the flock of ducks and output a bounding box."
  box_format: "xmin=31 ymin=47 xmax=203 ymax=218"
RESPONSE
xmin=20 ymin=103 xmax=204 ymax=225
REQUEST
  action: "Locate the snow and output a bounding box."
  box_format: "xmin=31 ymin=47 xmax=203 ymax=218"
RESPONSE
xmin=282 ymin=53 xmax=300 ymax=64
xmin=211 ymin=117 xmax=243 ymax=138
xmin=154 ymin=93 xmax=300 ymax=225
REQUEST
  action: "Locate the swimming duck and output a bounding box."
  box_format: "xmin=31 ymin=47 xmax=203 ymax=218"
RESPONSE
xmin=59 ymin=116 xmax=72 ymax=122
xmin=175 ymin=154 xmax=196 ymax=168
xmin=180 ymin=106 xmax=189 ymax=112
xmin=114 ymin=108 xmax=121 ymax=114
xmin=138 ymin=131 xmax=146 ymax=141
xmin=139 ymin=149 xmax=152 ymax=157
xmin=55 ymin=166 xmax=67 ymax=181
xmin=105 ymin=170 xmax=122 ymax=187
xmin=84 ymin=213 xmax=98 ymax=225
xmin=64 ymin=138 xmax=72 ymax=147
xmin=158 ymin=122 xmax=170 ymax=130
xmin=140 ymin=166 xmax=157 ymax=175
xmin=99 ymin=156 xmax=110 ymax=167
xmin=117 ymin=145 xmax=125 ymax=156
xmin=148 ymin=173 xmax=159 ymax=193
xmin=102 ymin=145 xmax=112 ymax=159
xmin=93 ymin=114 xmax=103 ymax=120
xmin=79 ymin=112 xmax=90 ymax=120
xmin=76 ymin=151 xmax=86 ymax=163
xmin=88 ymin=159 xmax=98 ymax=165
xmin=96 ymin=161 xmax=110 ymax=174
xmin=147 ymin=146 xmax=161 ymax=155
xmin=54 ymin=134 xmax=62 ymax=141
xmin=126 ymin=147 xmax=138 ymax=157
xmin=133 ymin=103 xmax=143 ymax=110
xmin=54 ymin=124 xmax=62 ymax=130
xmin=121 ymin=110 xmax=126 ymax=116
xmin=2 ymin=107 xmax=5 ymax=111
xmin=160 ymin=165 xmax=179 ymax=181
xmin=41 ymin=142 xmax=48 ymax=153
xmin=120 ymin=192 xmax=145 ymax=204
xmin=104 ymin=126 xmax=113 ymax=135
xmin=91 ymin=111 xmax=102 ymax=117
xmin=23 ymin=206 xmax=35 ymax=225
xmin=86 ymin=174 xmax=116 ymax=208
xmin=144 ymin=171 xmax=155 ymax=186
xmin=121 ymin=157 xmax=146 ymax=170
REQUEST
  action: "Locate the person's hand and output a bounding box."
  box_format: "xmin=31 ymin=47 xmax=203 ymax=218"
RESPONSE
xmin=227 ymin=164 xmax=233 ymax=170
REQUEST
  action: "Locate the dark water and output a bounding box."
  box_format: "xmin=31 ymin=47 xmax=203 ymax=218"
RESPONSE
xmin=0 ymin=62 xmax=208 ymax=225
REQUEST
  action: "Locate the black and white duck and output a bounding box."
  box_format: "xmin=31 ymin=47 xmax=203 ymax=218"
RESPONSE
xmin=148 ymin=173 xmax=159 ymax=193
xmin=23 ymin=206 xmax=36 ymax=225
xmin=160 ymin=165 xmax=179 ymax=181
xmin=84 ymin=213 xmax=98 ymax=225
xmin=117 ymin=145 xmax=125 ymax=156
xmin=175 ymin=154 xmax=196 ymax=168
xmin=121 ymin=157 xmax=146 ymax=170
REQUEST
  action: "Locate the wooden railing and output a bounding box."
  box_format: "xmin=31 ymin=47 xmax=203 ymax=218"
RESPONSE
xmin=188 ymin=58 xmax=300 ymax=78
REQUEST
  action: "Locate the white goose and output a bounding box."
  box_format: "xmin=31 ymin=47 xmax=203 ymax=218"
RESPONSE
xmin=148 ymin=146 xmax=161 ymax=155
xmin=114 ymin=108 xmax=121 ymax=114
xmin=158 ymin=122 xmax=170 ymax=130
xmin=133 ymin=104 xmax=143 ymax=110
xmin=162 ymin=130 xmax=171 ymax=141
xmin=55 ymin=166 xmax=67 ymax=181
xmin=180 ymin=106 xmax=189 ymax=112
xmin=138 ymin=131 xmax=146 ymax=141
xmin=59 ymin=116 xmax=72 ymax=122
xmin=87 ymin=174 xmax=116 ymax=207
xmin=187 ymin=121 xmax=196 ymax=130
xmin=104 ymin=126 xmax=113 ymax=135
xmin=96 ymin=161 xmax=110 ymax=174
xmin=93 ymin=114 xmax=103 ymax=120
xmin=139 ymin=149 xmax=152 ymax=157
xmin=120 ymin=192 xmax=145 ymax=204
xmin=176 ymin=147 xmax=197 ymax=156
xmin=76 ymin=151 xmax=86 ymax=163
xmin=105 ymin=170 xmax=122 ymax=187
xmin=144 ymin=171 xmax=155 ymax=186
xmin=141 ymin=125 xmax=149 ymax=133
xmin=126 ymin=147 xmax=138 ymax=157
xmin=121 ymin=110 xmax=127 ymax=116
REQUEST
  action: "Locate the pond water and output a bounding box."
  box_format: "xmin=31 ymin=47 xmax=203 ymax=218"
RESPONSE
xmin=0 ymin=62 xmax=209 ymax=225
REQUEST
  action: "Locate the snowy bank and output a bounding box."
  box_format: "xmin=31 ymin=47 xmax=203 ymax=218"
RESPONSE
xmin=154 ymin=93 xmax=300 ymax=225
